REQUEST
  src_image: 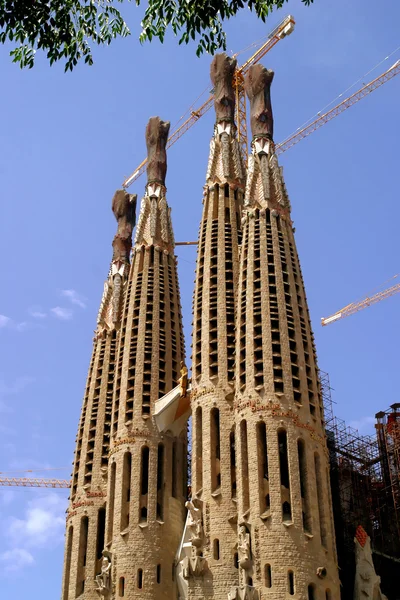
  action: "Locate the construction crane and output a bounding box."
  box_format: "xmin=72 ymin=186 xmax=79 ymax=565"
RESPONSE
xmin=321 ymin=275 xmax=400 ymax=326
xmin=0 ymin=477 xmax=70 ymax=489
xmin=122 ymin=14 xmax=296 ymax=189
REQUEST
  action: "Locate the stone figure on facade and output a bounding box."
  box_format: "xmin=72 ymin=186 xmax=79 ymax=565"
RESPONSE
xmin=181 ymin=499 xmax=207 ymax=579
xmin=185 ymin=499 xmax=203 ymax=546
xmin=238 ymin=525 xmax=251 ymax=570
xmin=179 ymin=361 xmax=189 ymax=397
xmin=245 ymin=64 xmax=274 ymax=140
xmin=353 ymin=526 xmax=388 ymax=600
xmin=95 ymin=553 xmax=112 ymax=596
xmin=210 ymin=53 xmax=237 ymax=123
xmin=146 ymin=116 xmax=170 ymax=186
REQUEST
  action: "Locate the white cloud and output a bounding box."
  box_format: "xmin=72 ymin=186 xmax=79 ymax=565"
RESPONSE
xmin=0 ymin=315 xmax=11 ymax=328
xmin=28 ymin=307 xmax=46 ymax=319
xmin=7 ymin=493 xmax=67 ymax=550
xmin=51 ymin=306 xmax=73 ymax=320
xmin=61 ymin=289 xmax=87 ymax=309
xmin=0 ymin=548 xmax=34 ymax=572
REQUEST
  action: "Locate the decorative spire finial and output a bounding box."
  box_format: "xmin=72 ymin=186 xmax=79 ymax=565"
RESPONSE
xmin=145 ymin=116 xmax=170 ymax=187
xmin=111 ymin=190 xmax=136 ymax=266
xmin=245 ymin=64 xmax=274 ymax=140
xmin=210 ymin=53 xmax=237 ymax=124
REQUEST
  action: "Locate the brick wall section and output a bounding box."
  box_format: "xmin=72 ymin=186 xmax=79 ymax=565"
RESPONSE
xmin=234 ymin=146 xmax=340 ymax=599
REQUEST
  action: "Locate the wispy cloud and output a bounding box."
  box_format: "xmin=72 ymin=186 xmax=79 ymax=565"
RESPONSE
xmin=0 ymin=315 xmax=11 ymax=328
xmin=28 ymin=307 xmax=46 ymax=319
xmin=7 ymin=493 xmax=66 ymax=550
xmin=51 ymin=306 xmax=73 ymax=320
xmin=0 ymin=548 xmax=34 ymax=573
xmin=61 ymin=289 xmax=87 ymax=309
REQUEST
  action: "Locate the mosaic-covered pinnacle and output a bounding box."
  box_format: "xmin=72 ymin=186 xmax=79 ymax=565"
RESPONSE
xmin=210 ymin=53 xmax=237 ymax=124
xmin=245 ymin=64 xmax=274 ymax=140
xmin=111 ymin=189 xmax=136 ymax=265
xmin=146 ymin=116 xmax=170 ymax=186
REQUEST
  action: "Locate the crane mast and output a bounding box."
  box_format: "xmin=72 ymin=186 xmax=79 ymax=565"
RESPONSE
xmin=0 ymin=477 xmax=71 ymax=489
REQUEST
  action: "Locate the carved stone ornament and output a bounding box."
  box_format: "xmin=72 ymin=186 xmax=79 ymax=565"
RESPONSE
xmin=185 ymin=499 xmax=203 ymax=548
xmin=228 ymin=585 xmax=259 ymax=600
xmin=146 ymin=116 xmax=170 ymax=186
xmin=210 ymin=53 xmax=237 ymax=124
xmin=245 ymin=64 xmax=274 ymax=140
xmin=353 ymin=526 xmax=388 ymax=600
xmin=238 ymin=525 xmax=251 ymax=571
xmin=95 ymin=551 xmax=112 ymax=597
xmin=179 ymin=361 xmax=189 ymax=398
xmin=182 ymin=555 xmax=207 ymax=579
xmin=111 ymin=189 xmax=136 ymax=265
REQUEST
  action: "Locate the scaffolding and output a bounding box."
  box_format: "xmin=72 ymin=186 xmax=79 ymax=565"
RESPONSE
xmin=320 ymin=371 xmax=400 ymax=598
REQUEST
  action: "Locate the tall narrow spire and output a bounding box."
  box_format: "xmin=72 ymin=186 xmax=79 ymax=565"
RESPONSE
xmin=62 ymin=189 xmax=136 ymax=600
xmin=188 ymin=53 xmax=244 ymax=599
xmin=232 ymin=65 xmax=340 ymax=599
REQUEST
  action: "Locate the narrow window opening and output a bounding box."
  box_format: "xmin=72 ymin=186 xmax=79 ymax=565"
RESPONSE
xmin=278 ymin=429 xmax=292 ymax=521
xmin=157 ymin=564 xmax=161 ymax=583
xmin=211 ymin=408 xmax=221 ymax=492
xmin=119 ymin=577 xmax=125 ymax=597
xmin=264 ymin=564 xmax=272 ymax=588
xmin=213 ymin=539 xmax=220 ymax=560
xmin=157 ymin=444 xmax=164 ymax=520
xmin=140 ymin=446 xmax=149 ymax=523
xmin=121 ymin=452 xmax=131 ymax=531
xmin=63 ymin=526 xmax=73 ymax=600
xmin=107 ymin=462 xmax=116 ymax=543
xmin=230 ymin=429 xmax=236 ymax=499
xmin=138 ymin=569 xmax=143 ymax=589
xmin=288 ymin=570 xmax=295 ymax=595
xmin=172 ymin=563 xmax=175 ymax=581
xmin=308 ymin=584 xmax=316 ymax=600
xmin=96 ymin=507 xmax=106 ymax=560
xmin=76 ymin=516 xmax=89 ymax=597
xmin=234 ymin=552 xmax=239 ymax=569
xmin=314 ymin=452 xmax=327 ymax=547
xmin=172 ymin=442 xmax=177 ymax=498
xmin=257 ymin=421 xmax=269 ymax=514
xmin=298 ymin=439 xmax=312 ymax=534
xmin=195 ymin=407 xmax=203 ymax=492
xmin=326 ymin=589 xmax=332 ymax=600
xmin=241 ymin=420 xmax=249 ymax=512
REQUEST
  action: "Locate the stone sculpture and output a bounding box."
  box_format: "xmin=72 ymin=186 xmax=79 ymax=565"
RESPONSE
xmin=179 ymin=361 xmax=189 ymax=397
xmin=238 ymin=525 xmax=251 ymax=570
xmin=353 ymin=525 xmax=388 ymax=600
xmin=96 ymin=553 xmax=112 ymax=596
xmin=111 ymin=189 xmax=136 ymax=265
xmin=210 ymin=53 xmax=237 ymax=123
xmin=185 ymin=499 xmax=203 ymax=547
xmin=146 ymin=116 xmax=170 ymax=185
xmin=244 ymin=64 xmax=274 ymax=140
xmin=182 ymin=499 xmax=207 ymax=579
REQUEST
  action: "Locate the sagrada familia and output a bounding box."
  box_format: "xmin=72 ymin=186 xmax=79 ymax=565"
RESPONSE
xmin=60 ymin=55 xmax=387 ymax=600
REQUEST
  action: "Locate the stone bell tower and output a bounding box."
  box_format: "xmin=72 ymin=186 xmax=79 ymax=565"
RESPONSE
xmin=231 ymin=64 xmax=340 ymax=599
xmin=188 ymin=53 xmax=246 ymax=599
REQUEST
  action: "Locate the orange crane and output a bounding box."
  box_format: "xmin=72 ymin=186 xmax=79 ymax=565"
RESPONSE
xmin=321 ymin=275 xmax=400 ymax=326
xmin=0 ymin=477 xmax=70 ymax=488
xmin=122 ymin=14 xmax=296 ymax=188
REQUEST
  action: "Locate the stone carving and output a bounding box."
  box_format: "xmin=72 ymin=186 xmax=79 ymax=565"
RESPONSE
xmin=317 ymin=566 xmax=327 ymax=579
xmin=229 ymin=525 xmax=258 ymax=599
xmin=111 ymin=190 xmax=136 ymax=266
xmin=146 ymin=116 xmax=170 ymax=186
xmin=185 ymin=500 xmax=203 ymax=547
xmin=182 ymin=499 xmax=207 ymax=579
xmin=96 ymin=551 xmax=112 ymax=596
xmin=228 ymin=586 xmax=258 ymax=600
xmin=353 ymin=525 xmax=388 ymax=600
xmin=179 ymin=361 xmax=189 ymax=397
xmin=210 ymin=53 xmax=237 ymax=124
xmin=245 ymin=64 xmax=274 ymax=140
xmin=238 ymin=525 xmax=251 ymax=570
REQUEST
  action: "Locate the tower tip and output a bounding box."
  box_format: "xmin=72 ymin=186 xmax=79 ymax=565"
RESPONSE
xmin=245 ymin=64 xmax=274 ymax=141
xmin=145 ymin=116 xmax=171 ymax=187
xmin=210 ymin=53 xmax=237 ymax=124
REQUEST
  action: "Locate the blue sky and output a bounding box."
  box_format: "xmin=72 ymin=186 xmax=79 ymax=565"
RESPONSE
xmin=0 ymin=0 xmax=399 ymax=595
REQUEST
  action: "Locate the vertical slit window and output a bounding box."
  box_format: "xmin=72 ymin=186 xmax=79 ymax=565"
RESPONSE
xmin=213 ymin=539 xmax=220 ymax=560
xmin=314 ymin=452 xmax=327 ymax=547
xmin=326 ymin=590 xmax=332 ymax=600
xmin=63 ymin=526 xmax=73 ymax=600
xmin=211 ymin=408 xmax=221 ymax=492
xmin=137 ymin=569 xmax=143 ymax=589
xmin=308 ymin=584 xmax=316 ymax=600
xmin=264 ymin=564 xmax=272 ymax=588
xmin=230 ymin=429 xmax=236 ymax=499
xmin=172 ymin=442 xmax=177 ymax=498
xmin=288 ymin=570 xmax=295 ymax=595
xmin=257 ymin=421 xmax=269 ymax=514
xmin=157 ymin=444 xmax=164 ymax=521
xmin=119 ymin=577 xmax=125 ymax=597
xmin=76 ymin=516 xmax=89 ymax=597
xmin=241 ymin=420 xmax=249 ymax=513
xmin=107 ymin=462 xmax=116 ymax=544
xmin=298 ymin=439 xmax=312 ymax=534
xmin=96 ymin=507 xmax=106 ymax=560
xmin=278 ymin=429 xmax=292 ymax=522
xmin=140 ymin=446 xmax=149 ymax=522
xmin=157 ymin=564 xmax=161 ymax=584
xmin=121 ymin=452 xmax=131 ymax=531
xmin=195 ymin=407 xmax=203 ymax=492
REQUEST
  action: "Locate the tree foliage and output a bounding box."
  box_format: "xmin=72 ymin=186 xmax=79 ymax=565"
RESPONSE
xmin=0 ymin=0 xmax=314 ymax=71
